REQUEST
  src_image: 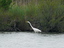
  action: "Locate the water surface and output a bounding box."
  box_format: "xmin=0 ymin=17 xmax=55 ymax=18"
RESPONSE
xmin=0 ymin=32 xmax=64 ymax=48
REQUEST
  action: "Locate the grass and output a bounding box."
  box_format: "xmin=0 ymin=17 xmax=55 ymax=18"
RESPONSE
xmin=0 ymin=0 xmax=64 ymax=33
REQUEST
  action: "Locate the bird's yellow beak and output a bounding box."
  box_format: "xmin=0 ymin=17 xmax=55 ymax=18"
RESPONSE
xmin=26 ymin=21 xmax=28 ymax=23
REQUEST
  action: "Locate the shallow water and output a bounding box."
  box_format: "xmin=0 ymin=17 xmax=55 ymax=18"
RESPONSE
xmin=0 ymin=32 xmax=64 ymax=48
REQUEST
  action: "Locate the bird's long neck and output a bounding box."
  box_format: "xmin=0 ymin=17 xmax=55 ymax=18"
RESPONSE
xmin=28 ymin=22 xmax=33 ymax=29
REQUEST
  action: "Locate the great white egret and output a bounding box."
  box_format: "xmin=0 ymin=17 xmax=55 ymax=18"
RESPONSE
xmin=26 ymin=21 xmax=42 ymax=33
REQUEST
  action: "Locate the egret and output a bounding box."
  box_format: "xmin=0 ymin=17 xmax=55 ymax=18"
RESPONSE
xmin=26 ymin=21 xmax=42 ymax=33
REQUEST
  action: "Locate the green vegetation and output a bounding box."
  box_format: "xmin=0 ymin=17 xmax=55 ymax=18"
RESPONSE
xmin=0 ymin=0 xmax=64 ymax=33
xmin=0 ymin=0 xmax=12 ymax=10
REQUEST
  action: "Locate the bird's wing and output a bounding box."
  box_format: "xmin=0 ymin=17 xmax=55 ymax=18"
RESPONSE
xmin=33 ymin=27 xmax=42 ymax=32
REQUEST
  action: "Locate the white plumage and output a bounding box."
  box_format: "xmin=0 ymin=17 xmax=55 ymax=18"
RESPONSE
xmin=26 ymin=21 xmax=42 ymax=33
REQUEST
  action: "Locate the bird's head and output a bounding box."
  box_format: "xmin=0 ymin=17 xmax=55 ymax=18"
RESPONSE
xmin=26 ymin=21 xmax=30 ymax=23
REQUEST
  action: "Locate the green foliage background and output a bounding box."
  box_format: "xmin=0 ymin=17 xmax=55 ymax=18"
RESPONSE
xmin=0 ymin=0 xmax=64 ymax=33
xmin=0 ymin=0 xmax=12 ymax=10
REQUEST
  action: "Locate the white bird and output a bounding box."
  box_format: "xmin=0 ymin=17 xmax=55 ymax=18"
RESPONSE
xmin=26 ymin=21 xmax=42 ymax=33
